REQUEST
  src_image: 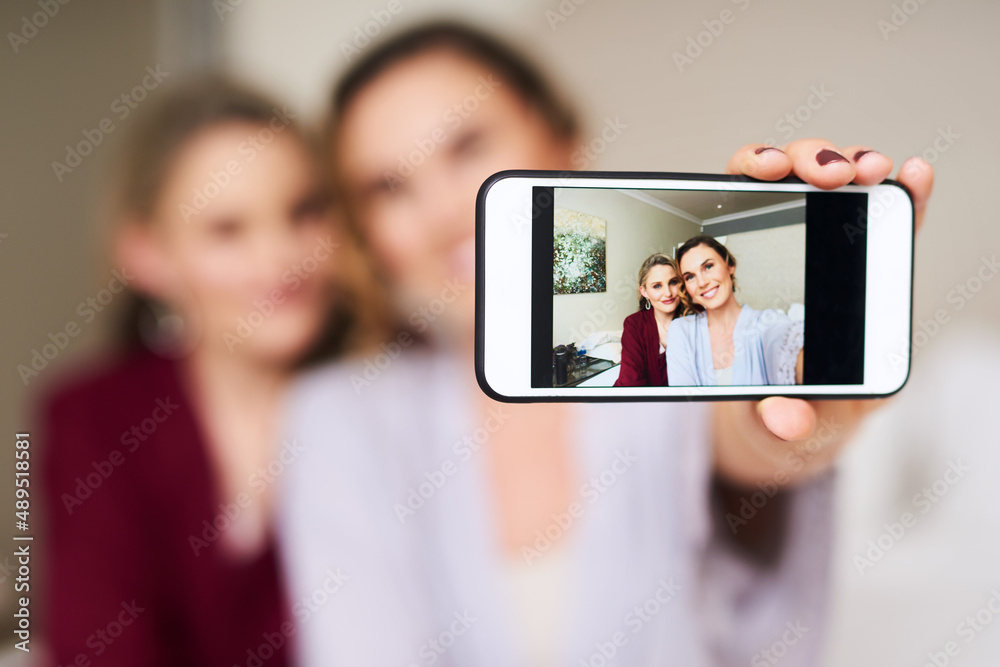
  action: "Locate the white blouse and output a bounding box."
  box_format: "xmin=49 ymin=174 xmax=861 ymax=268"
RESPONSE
xmin=276 ymin=346 xmax=835 ymax=667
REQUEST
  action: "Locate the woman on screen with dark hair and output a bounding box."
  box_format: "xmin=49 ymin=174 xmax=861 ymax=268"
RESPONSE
xmin=39 ymin=76 xmax=353 ymax=666
xmin=667 ymin=234 xmax=803 ymax=386
xmin=274 ymin=20 xmax=935 ymax=667
xmin=614 ymin=253 xmax=685 ymax=386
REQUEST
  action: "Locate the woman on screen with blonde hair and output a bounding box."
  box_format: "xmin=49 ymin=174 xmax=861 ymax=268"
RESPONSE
xmin=614 ymin=253 xmax=686 ymax=386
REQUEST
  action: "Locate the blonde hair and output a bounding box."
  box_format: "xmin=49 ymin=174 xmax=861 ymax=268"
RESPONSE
xmin=636 ymin=253 xmax=690 ymax=316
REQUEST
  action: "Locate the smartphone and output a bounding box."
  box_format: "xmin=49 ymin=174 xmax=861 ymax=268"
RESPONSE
xmin=475 ymin=170 xmax=914 ymax=402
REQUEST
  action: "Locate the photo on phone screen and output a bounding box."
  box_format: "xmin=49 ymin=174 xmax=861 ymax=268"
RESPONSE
xmin=530 ymin=185 xmax=868 ymax=390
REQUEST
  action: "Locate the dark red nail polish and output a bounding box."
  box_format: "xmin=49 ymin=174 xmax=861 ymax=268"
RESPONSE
xmin=755 ymin=146 xmax=781 ymax=155
xmin=853 ymin=150 xmax=875 ymax=161
xmin=817 ymin=149 xmax=848 ymax=166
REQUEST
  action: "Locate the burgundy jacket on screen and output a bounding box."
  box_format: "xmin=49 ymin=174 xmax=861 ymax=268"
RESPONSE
xmin=40 ymin=350 xmax=293 ymax=667
xmin=614 ymin=308 xmax=669 ymax=387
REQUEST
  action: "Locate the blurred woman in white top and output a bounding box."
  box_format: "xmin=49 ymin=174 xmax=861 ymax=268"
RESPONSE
xmin=275 ymin=21 xmax=935 ymax=667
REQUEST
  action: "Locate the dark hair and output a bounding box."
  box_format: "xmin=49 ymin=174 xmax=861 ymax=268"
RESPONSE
xmin=323 ymin=21 xmax=581 ymax=346
xmin=674 ymin=235 xmax=738 ymax=313
xmin=329 ymin=20 xmax=579 ymax=144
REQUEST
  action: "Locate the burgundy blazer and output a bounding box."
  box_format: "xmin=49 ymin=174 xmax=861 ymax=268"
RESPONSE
xmin=41 ymin=350 xmax=293 ymax=667
xmin=614 ymin=308 xmax=669 ymax=387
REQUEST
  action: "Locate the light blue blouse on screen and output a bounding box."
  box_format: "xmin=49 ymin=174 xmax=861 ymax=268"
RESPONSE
xmin=667 ymin=304 xmax=804 ymax=386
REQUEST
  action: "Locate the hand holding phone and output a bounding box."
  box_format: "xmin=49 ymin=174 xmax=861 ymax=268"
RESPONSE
xmin=476 ymin=138 xmax=934 ymax=487
xmin=717 ymin=141 xmax=933 ymax=486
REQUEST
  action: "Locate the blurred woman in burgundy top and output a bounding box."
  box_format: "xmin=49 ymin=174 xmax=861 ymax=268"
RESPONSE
xmin=39 ymin=77 xmax=352 ymax=666
xmin=614 ymin=253 xmax=686 ymax=387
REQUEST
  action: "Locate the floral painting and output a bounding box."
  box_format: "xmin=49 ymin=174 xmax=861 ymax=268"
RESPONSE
xmin=553 ymin=207 xmax=607 ymax=294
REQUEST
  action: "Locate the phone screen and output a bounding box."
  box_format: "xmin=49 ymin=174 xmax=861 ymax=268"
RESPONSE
xmin=530 ymin=186 xmax=868 ymax=390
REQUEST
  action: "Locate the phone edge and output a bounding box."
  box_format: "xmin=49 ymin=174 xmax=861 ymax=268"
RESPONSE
xmin=474 ymin=170 xmax=917 ymax=403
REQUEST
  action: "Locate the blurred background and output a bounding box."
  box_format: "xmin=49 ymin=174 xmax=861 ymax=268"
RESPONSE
xmin=2 ymin=0 xmax=998 ymax=664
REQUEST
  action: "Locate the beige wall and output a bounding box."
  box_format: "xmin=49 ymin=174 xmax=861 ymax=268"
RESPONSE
xmin=551 ymin=189 xmax=698 ymax=346
xmin=0 ymin=0 xmax=162 ymax=628
xmin=0 ymin=0 xmax=217 ymax=636
xmin=724 ymin=223 xmax=806 ymax=312
xmin=220 ymin=0 xmax=1000 ymax=333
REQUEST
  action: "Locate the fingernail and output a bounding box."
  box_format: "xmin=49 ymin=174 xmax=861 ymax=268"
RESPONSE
xmin=755 ymin=146 xmax=782 ymax=155
xmin=853 ymin=150 xmax=875 ymax=162
xmin=817 ymin=149 xmax=848 ymax=166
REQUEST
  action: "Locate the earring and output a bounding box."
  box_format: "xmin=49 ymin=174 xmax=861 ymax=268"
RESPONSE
xmin=644 ymin=298 xmax=651 ymax=310
xmin=138 ymin=298 xmax=195 ymax=359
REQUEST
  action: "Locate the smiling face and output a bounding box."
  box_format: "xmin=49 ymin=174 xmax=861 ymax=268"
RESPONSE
xmin=679 ymin=243 xmax=735 ymax=312
xmin=639 ymin=263 xmax=681 ymax=316
xmin=122 ymin=122 xmax=333 ymax=365
xmin=334 ymin=48 xmax=574 ymax=340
